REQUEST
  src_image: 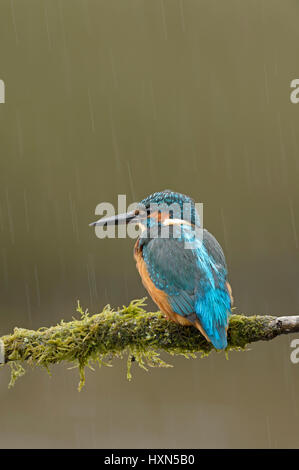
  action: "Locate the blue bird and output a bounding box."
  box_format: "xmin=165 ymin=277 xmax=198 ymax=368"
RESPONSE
xmin=90 ymin=190 xmax=233 ymax=350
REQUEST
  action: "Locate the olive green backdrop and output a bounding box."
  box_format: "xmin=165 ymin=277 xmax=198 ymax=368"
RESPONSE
xmin=0 ymin=0 xmax=299 ymax=448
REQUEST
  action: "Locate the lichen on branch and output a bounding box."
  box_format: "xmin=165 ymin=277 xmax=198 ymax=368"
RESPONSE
xmin=0 ymin=298 xmax=298 ymax=390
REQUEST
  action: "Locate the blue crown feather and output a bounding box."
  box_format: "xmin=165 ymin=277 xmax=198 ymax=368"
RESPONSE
xmin=139 ymin=190 xmax=201 ymax=227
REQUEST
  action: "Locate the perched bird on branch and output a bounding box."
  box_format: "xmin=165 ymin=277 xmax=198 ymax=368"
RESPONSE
xmin=90 ymin=190 xmax=233 ymax=350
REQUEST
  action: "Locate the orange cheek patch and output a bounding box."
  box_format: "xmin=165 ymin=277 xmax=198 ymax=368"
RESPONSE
xmin=149 ymin=211 xmax=158 ymax=221
xmin=148 ymin=211 xmax=170 ymax=223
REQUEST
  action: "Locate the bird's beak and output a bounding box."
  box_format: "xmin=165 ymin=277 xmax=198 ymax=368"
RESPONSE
xmin=89 ymin=210 xmax=139 ymax=227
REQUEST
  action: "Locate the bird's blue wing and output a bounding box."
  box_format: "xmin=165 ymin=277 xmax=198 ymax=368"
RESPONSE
xmin=142 ymin=225 xmax=231 ymax=349
xmin=142 ymin=229 xmax=197 ymax=317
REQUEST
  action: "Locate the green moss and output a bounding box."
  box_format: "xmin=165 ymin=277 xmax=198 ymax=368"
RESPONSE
xmin=8 ymin=362 xmax=25 ymax=388
xmin=0 ymin=299 xmax=274 ymax=389
xmin=227 ymin=314 xmax=272 ymax=349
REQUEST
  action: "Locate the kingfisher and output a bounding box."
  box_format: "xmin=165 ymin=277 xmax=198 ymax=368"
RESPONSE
xmin=90 ymin=190 xmax=233 ymax=350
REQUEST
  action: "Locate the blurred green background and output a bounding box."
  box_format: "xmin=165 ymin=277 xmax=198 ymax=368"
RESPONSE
xmin=1 ymin=0 xmax=299 ymax=448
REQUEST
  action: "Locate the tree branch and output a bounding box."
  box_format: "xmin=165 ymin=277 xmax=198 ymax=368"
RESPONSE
xmin=1 ymin=299 xmax=299 ymax=389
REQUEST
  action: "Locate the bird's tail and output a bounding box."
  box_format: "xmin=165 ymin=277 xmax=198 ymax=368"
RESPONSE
xmin=195 ymin=285 xmax=231 ymax=350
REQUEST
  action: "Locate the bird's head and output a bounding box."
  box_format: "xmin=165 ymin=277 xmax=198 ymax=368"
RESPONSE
xmin=90 ymin=190 xmax=201 ymax=237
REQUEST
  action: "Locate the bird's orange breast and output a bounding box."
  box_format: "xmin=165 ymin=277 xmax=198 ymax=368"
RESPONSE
xmin=133 ymin=241 xmax=193 ymax=326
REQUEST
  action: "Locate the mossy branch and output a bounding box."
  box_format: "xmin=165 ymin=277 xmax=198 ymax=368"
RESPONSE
xmin=1 ymin=298 xmax=299 ymax=390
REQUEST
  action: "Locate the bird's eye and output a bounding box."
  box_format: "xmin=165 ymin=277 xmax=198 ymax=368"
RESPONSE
xmin=134 ymin=208 xmax=147 ymax=218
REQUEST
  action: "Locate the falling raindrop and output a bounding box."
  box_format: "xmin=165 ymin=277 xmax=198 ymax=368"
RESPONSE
xmin=160 ymin=0 xmax=168 ymax=40
xmin=87 ymin=254 xmax=98 ymax=309
xmin=5 ymin=188 xmax=15 ymax=244
xmin=126 ymin=161 xmax=136 ymax=201
xmin=43 ymin=0 xmax=52 ymax=50
xmin=10 ymin=0 xmax=19 ymax=45
xmin=16 ymin=111 xmax=24 ymax=159
xmin=69 ymin=192 xmax=80 ymax=243
xmin=34 ymin=265 xmax=41 ymax=307
xmin=109 ymin=106 xmax=121 ymax=171
xmin=87 ymin=88 xmax=95 ymax=133
xmin=288 ymin=198 xmax=298 ymax=249
xmin=24 ymin=189 xmax=30 ymax=233
xmin=109 ymin=50 xmax=119 ymax=90
xmin=25 ymin=281 xmax=32 ymax=325
xmin=179 ymin=0 xmax=186 ymax=33
xmin=2 ymin=248 xmax=8 ymax=289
